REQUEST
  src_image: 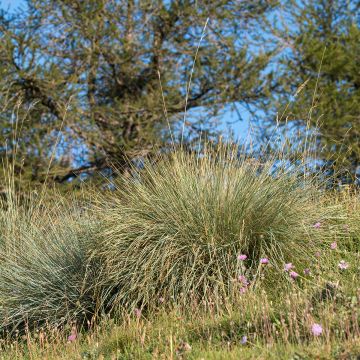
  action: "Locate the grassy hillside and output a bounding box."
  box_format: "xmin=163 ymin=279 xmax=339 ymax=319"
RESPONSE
xmin=0 ymin=145 xmax=359 ymax=359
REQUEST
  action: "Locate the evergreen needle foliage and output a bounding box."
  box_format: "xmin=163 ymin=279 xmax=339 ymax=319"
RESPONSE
xmin=92 ymin=145 xmax=340 ymax=311
xmin=0 ymin=0 xmax=275 ymax=186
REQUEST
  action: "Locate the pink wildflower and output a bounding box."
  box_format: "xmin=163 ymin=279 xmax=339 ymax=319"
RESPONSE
xmin=67 ymin=333 xmax=77 ymax=342
xmin=159 ymin=297 xmax=165 ymax=303
xmin=304 ymin=268 xmax=310 ymax=275
xmin=284 ymin=263 xmax=294 ymax=272
xmin=241 ymin=335 xmax=247 ymax=344
xmin=311 ymin=323 xmax=323 ymax=336
xmin=338 ymin=260 xmax=349 ymax=270
xmin=238 ymin=274 xmax=249 ymax=294
xmin=289 ymin=271 xmax=299 ymax=280
xmin=238 ymin=275 xmax=249 ymax=286
xmin=260 ymin=258 xmax=269 ymax=265
xmin=238 ymin=254 xmax=247 ymax=261
xmin=239 ymin=287 xmax=247 ymax=294
xmin=134 ymin=308 xmax=142 ymax=318
xmin=330 ymin=242 xmax=337 ymax=250
xmin=313 ymin=222 xmax=321 ymax=229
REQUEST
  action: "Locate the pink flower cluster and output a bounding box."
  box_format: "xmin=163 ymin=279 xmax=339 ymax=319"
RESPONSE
xmin=67 ymin=333 xmax=76 ymax=342
xmin=284 ymin=263 xmax=294 ymax=272
xmin=289 ymin=271 xmax=299 ymax=280
xmin=235 ymin=218 xmax=350 ymax=298
xmin=284 ymin=263 xmax=299 ymax=280
xmin=238 ymin=275 xmax=249 ymax=294
xmin=338 ymin=260 xmax=349 ymax=270
xmin=134 ymin=308 xmax=142 ymax=318
xmin=311 ymin=323 xmax=323 ymax=336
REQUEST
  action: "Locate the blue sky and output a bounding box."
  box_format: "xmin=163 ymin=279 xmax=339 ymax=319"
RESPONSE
xmin=1 ymin=0 xmax=23 ymax=11
xmin=0 ymin=0 xmax=251 ymax=141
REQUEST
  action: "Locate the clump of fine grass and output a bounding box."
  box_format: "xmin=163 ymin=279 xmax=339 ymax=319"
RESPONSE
xmin=92 ymin=144 xmax=342 ymax=312
xmin=0 ymin=191 xmax=100 ymax=334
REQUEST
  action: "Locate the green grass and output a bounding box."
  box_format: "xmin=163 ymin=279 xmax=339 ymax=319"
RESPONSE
xmin=91 ymin=146 xmax=345 ymax=312
xmin=0 ymin=145 xmax=358 ymax=359
xmin=0 ymin=194 xmax=100 ymax=333
xmin=1 ymin=280 xmax=359 ymax=359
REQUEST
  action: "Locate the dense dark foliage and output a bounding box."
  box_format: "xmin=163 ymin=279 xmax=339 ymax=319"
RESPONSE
xmin=268 ymin=0 xmax=360 ymax=184
xmin=0 ymin=0 xmax=275 ymax=187
xmin=0 ymin=0 xmax=359 ymax=188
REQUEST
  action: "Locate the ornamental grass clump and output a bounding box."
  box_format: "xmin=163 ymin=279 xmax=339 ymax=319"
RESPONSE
xmin=93 ymin=145 xmax=340 ymax=311
xmin=0 ymin=194 xmax=100 ymax=334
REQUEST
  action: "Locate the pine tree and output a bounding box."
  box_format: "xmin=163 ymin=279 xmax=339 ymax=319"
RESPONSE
xmin=0 ymin=0 xmax=276 ymax=187
xmin=271 ymin=0 xmax=360 ymax=184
